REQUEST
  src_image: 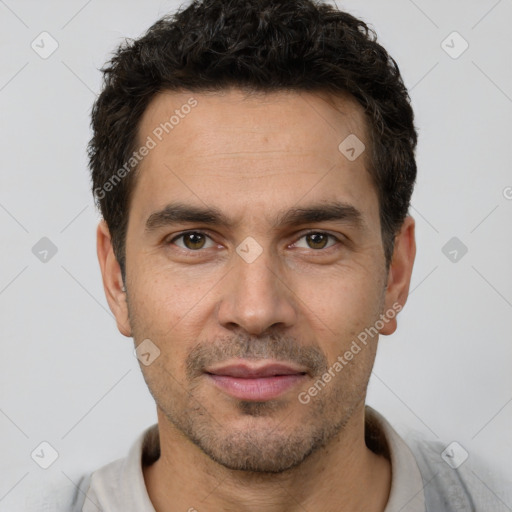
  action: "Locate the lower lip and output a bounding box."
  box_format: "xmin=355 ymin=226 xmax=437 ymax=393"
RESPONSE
xmin=207 ymin=374 xmax=306 ymax=401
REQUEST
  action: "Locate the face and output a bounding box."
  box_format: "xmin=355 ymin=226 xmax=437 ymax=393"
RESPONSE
xmin=98 ymin=88 xmax=415 ymax=473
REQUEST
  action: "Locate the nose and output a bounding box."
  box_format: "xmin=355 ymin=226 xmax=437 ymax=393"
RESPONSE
xmin=217 ymin=246 xmax=297 ymax=336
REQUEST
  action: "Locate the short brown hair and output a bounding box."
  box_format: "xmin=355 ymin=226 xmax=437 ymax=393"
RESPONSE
xmin=89 ymin=0 xmax=417 ymax=277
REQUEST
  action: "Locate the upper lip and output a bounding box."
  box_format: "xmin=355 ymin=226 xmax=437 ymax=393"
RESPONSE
xmin=205 ymin=361 xmax=308 ymax=378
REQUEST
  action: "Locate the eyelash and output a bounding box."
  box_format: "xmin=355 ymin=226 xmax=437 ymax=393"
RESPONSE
xmin=167 ymin=230 xmax=342 ymax=252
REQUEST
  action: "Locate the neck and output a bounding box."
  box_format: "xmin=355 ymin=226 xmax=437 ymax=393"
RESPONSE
xmin=143 ymin=404 xmax=391 ymax=512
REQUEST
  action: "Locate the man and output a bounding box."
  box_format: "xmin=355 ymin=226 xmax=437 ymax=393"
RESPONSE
xmin=48 ymin=0 xmax=509 ymax=510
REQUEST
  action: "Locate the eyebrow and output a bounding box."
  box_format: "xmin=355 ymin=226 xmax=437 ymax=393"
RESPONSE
xmin=145 ymin=203 xmax=233 ymax=232
xmin=144 ymin=201 xmax=364 ymax=233
xmin=276 ymin=203 xmax=364 ymax=229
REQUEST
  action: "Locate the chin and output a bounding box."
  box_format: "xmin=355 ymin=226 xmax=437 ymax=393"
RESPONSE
xmin=185 ymin=415 xmax=341 ymax=474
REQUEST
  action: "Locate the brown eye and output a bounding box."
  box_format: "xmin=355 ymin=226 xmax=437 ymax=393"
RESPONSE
xmin=293 ymin=232 xmax=338 ymax=250
xmin=184 ymin=233 xmax=205 ymax=249
xmin=306 ymin=233 xmax=329 ymax=249
xmin=172 ymin=232 xmax=214 ymax=250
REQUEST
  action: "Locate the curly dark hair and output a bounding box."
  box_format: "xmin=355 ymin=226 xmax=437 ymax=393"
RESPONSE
xmin=89 ymin=0 xmax=417 ymax=278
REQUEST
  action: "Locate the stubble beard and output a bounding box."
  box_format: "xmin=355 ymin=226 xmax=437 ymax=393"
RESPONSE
xmin=134 ymin=331 xmax=373 ymax=474
xmin=163 ymin=385 xmax=364 ymax=474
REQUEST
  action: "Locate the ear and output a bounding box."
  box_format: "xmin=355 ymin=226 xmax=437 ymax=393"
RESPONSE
xmin=380 ymin=216 xmax=416 ymax=336
xmin=96 ymin=220 xmax=132 ymax=337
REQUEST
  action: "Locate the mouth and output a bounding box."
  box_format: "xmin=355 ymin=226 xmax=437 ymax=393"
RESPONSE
xmin=204 ymin=361 xmax=308 ymax=401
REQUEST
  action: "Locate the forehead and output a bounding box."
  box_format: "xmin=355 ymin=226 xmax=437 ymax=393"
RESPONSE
xmin=138 ymin=88 xmax=368 ymax=160
xmin=129 ymin=88 xmax=378 ymax=229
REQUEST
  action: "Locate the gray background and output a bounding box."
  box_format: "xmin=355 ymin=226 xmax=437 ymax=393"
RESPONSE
xmin=1 ymin=0 xmax=511 ymax=508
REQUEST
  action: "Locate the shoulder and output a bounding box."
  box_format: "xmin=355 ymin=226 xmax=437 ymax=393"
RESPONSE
xmin=22 ymin=457 xmax=132 ymax=512
xmin=26 ymin=425 xmax=158 ymax=512
xmin=405 ymin=434 xmax=512 ymax=511
xmin=365 ymin=406 xmax=512 ymax=512
xmin=22 ymin=472 xmax=91 ymax=512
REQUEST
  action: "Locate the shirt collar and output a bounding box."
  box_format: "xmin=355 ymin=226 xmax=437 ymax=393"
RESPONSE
xmin=85 ymin=406 xmax=425 ymax=512
xmin=366 ymin=406 xmax=426 ymax=512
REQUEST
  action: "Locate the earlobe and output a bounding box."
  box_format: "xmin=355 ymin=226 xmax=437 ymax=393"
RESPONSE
xmin=96 ymin=220 xmax=132 ymax=337
xmin=380 ymin=216 xmax=416 ymax=336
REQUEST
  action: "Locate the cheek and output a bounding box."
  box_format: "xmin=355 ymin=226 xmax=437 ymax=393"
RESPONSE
xmin=127 ymin=270 xmax=216 ymax=368
xmin=129 ymin=263 xmax=213 ymax=321
xmin=295 ymin=266 xmax=384 ymax=355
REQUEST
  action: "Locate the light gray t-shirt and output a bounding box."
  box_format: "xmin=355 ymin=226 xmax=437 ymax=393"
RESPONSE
xmin=28 ymin=406 xmax=512 ymax=511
